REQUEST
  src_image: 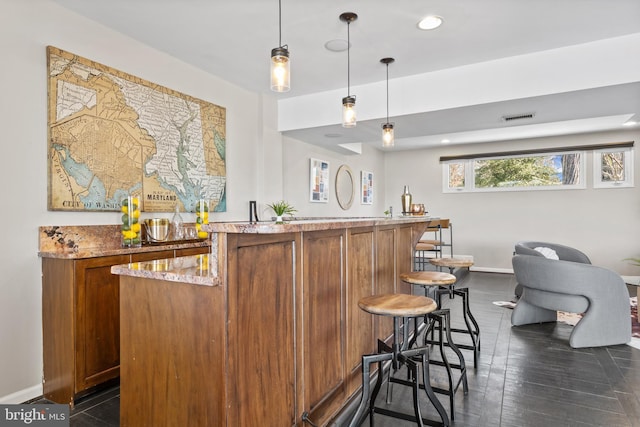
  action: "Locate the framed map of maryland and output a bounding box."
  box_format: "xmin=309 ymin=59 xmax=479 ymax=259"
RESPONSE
xmin=47 ymin=46 xmax=227 ymax=212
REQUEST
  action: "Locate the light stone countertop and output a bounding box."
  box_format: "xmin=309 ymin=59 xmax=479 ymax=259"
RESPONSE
xmin=202 ymin=215 xmax=433 ymax=234
xmin=111 ymin=253 xmax=220 ymax=286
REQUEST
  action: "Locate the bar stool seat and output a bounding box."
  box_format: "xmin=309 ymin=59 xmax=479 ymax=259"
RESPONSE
xmin=415 ymin=242 xmax=436 ymax=252
xmin=419 ymin=239 xmax=443 ymax=246
xmin=349 ymin=294 xmax=450 ymax=427
xmin=429 ymin=257 xmax=473 ymax=273
xmin=414 ymin=243 xmax=436 ymax=271
xmin=400 ymin=271 xmax=456 ymax=287
xmin=358 ymin=293 xmax=436 ymax=316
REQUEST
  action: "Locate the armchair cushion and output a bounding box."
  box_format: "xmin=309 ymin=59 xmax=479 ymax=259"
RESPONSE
xmin=533 ymin=246 xmax=559 ymax=260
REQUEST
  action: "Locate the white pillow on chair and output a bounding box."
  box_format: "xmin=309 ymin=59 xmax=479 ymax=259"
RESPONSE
xmin=534 ymin=246 xmax=559 ymax=260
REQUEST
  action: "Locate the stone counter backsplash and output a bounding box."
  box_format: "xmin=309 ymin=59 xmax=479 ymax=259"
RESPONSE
xmin=39 ymin=225 xmax=210 ymax=259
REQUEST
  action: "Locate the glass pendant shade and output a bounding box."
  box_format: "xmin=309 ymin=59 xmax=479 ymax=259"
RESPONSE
xmin=342 ymin=96 xmax=356 ymax=128
xmin=270 ymin=46 xmax=290 ymax=92
xmin=380 ymin=57 xmax=395 ymax=147
xmin=382 ymin=123 xmax=394 ymax=147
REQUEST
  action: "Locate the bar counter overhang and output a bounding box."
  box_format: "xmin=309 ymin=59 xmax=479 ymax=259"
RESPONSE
xmin=111 ymin=216 xmax=436 ymax=426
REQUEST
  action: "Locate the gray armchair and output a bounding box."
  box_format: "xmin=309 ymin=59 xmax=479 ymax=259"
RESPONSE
xmin=511 ymin=253 xmax=631 ymax=348
xmin=514 ymin=241 xmax=591 ymax=297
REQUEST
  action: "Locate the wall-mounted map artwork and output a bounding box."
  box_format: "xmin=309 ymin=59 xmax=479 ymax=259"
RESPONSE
xmin=47 ymin=46 xmax=227 ymax=212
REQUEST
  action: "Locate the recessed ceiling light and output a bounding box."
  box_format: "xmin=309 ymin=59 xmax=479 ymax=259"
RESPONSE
xmin=622 ymin=120 xmax=637 ymax=127
xmin=325 ymin=39 xmax=349 ymax=52
xmin=418 ymin=15 xmax=443 ymax=30
xmin=441 ymin=138 xmax=451 ymax=144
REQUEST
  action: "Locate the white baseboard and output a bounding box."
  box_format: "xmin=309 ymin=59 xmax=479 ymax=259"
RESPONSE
xmin=0 ymin=383 xmax=43 ymax=404
xmin=470 ymin=266 xmax=514 ymax=274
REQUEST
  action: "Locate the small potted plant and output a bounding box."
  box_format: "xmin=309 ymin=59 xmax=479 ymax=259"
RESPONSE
xmin=267 ymin=200 xmax=297 ymax=224
xmin=624 ymin=257 xmax=640 ymax=266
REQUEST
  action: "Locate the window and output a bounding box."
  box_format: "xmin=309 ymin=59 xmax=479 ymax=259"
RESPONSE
xmin=593 ymin=147 xmax=634 ymax=188
xmin=443 ymin=151 xmax=586 ymax=193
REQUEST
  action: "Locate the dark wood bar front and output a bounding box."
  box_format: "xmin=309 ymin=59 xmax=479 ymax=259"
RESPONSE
xmin=112 ymin=217 xmax=434 ymax=426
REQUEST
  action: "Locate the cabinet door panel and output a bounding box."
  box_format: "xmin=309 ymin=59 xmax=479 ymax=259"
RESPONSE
xmin=376 ymin=227 xmax=396 ymax=341
xmin=76 ymin=255 xmax=129 ymax=390
xmin=303 ymin=230 xmax=345 ymax=413
xmin=345 ymin=228 xmax=375 ymax=394
xmin=227 ymin=234 xmax=297 ymax=427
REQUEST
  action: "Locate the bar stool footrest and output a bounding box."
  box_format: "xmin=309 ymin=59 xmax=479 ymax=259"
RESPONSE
xmin=373 ymin=407 xmax=447 ymax=427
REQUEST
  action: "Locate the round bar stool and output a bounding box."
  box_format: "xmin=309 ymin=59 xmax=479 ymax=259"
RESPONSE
xmin=429 ymin=257 xmax=473 ymax=274
xmin=399 ymin=272 xmax=469 ymax=418
xmin=348 ymin=294 xmax=450 ymax=427
xmin=428 ymin=258 xmax=480 ymax=368
xmin=414 ymin=242 xmax=435 ymax=271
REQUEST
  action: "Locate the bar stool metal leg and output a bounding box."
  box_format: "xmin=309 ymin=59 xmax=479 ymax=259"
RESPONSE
xmin=436 ymin=287 xmax=481 ymax=368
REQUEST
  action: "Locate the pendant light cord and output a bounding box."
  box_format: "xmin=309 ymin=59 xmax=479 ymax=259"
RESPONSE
xmin=347 ymin=20 xmax=351 ymax=96
xmin=386 ymin=63 xmax=389 ymax=123
xmin=278 ymin=0 xmax=282 ymax=47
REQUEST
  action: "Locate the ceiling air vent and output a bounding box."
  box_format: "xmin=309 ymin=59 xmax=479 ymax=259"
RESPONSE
xmin=501 ymin=112 xmax=535 ymax=122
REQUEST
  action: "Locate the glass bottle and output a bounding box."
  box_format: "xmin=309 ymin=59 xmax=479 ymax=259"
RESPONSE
xmin=195 ymin=199 xmax=209 ymax=239
xmin=401 ymin=186 xmax=412 ymax=215
xmin=171 ymin=204 xmax=184 ymax=240
xmin=121 ymin=196 xmax=142 ymax=247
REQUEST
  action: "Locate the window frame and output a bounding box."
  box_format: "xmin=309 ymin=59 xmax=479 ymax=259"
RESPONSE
xmin=592 ymin=146 xmax=634 ymax=189
xmin=442 ymin=150 xmax=587 ymax=193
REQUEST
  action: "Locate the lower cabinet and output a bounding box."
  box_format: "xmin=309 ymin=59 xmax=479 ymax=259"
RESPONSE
xmin=41 ymin=245 xmax=209 ymax=406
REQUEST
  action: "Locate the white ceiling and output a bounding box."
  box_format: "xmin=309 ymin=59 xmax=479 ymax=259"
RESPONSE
xmin=51 ymin=0 xmax=640 ymax=151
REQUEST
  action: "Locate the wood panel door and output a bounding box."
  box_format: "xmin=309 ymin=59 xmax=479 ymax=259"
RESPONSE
xmin=375 ymin=227 xmax=396 ymax=343
xmin=302 ymin=229 xmax=345 ymax=421
xmin=227 ymin=233 xmax=299 ymax=427
xmin=75 ymin=255 xmax=129 ymax=392
xmin=345 ymin=227 xmax=375 ymax=395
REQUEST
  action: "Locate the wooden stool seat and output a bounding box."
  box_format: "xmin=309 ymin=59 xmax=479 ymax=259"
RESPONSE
xmin=358 ymin=293 xmax=437 ymax=317
xmin=415 ymin=242 xmax=436 ymax=251
xmin=429 ymin=257 xmax=474 ymax=269
xmin=400 ymin=271 xmax=456 ymax=287
xmin=419 ymin=239 xmax=443 ymax=246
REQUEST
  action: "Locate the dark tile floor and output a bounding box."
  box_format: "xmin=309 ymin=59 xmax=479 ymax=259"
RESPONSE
xmin=31 ymin=272 xmax=640 ymax=426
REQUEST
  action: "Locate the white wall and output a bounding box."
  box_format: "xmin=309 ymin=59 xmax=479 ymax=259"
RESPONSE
xmin=384 ymin=129 xmax=640 ymax=274
xmin=281 ymin=138 xmax=386 ymax=219
xmin=0 ymin=0 xmax=283 ymax=402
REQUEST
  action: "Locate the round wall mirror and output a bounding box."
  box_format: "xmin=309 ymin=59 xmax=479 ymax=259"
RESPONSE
xmin=335 ymin=164 xmax=355 ymax=210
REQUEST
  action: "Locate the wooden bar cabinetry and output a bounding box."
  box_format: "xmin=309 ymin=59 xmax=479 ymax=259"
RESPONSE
xmin=115 ymin=218 xmax=431 ymax=426
xmin=41 ymin=245 xmax=210 ymax=406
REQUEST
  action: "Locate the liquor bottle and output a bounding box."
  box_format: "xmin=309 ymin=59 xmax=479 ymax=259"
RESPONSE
xmin=171 ymin=204 xmax=184 ymax=240
xmin=401 ymin=186 xmax=412 ymax=215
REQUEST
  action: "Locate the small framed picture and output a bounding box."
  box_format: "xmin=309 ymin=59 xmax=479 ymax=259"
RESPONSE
xmin=310 ymin=158 xmax=330 ymax=202
xmin=361 ymin=170 xmax=373 ymax=204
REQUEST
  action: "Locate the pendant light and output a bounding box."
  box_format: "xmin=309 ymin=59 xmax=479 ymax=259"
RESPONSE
xmin=270 ymin=0 xmax=290 ymax=92
xmin=340 ymin=12 xmax=357 ymax=128
xmin=381 ymin=57 xmax=395 ymax=147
